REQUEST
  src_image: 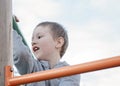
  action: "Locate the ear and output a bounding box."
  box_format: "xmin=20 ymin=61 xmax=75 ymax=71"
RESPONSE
xmin=55 ymin=37 xmax=64 ymax=49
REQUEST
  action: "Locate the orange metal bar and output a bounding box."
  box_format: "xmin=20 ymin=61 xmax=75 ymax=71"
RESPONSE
xmin=6 ymin=56 xmax=120 ymax=86
xmin=5 ymin=66 xmax=13 ymax=86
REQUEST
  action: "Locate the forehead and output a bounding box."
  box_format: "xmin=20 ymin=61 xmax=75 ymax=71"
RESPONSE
xmin=33 ymin=26 xmax=51 ymax=35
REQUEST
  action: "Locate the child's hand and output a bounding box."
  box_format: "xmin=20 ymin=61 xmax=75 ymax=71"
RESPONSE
xmin=14 ymin=15 xmax=19 ymax=22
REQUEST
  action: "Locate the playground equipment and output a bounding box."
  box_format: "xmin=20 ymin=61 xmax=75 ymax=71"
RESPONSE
xmin=0 ymin=0 xmax=120 ymax=86
xmin=0 ymin=0 xmax=12 ymax=86
xmin=5 ymin=56 xmax=120 ymax=86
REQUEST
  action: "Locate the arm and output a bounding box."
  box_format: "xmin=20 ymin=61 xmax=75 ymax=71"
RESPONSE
xmin=13 ymin=30 xmax=34 ymax=75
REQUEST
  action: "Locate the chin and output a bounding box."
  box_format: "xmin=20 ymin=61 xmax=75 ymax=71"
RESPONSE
xmin=35 ymin=54 xmax=41 ymax=59
xmin=37 ymin=57 xmax=42 ymax=60
xmin=37 ymin=57 xmax=45 ymax=61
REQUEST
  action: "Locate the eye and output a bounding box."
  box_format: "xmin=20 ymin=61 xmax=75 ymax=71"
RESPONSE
xmin=38 ymin=35 xmax=43 ymax=39
xmin=38 ymin=36 xmax=41 ymax=39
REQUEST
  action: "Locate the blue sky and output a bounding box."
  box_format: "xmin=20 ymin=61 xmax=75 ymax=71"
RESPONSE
xmin=13 ymin=0 xmax=120 ymax=86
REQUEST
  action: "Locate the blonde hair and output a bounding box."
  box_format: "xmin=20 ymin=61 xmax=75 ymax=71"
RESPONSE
xmin=36 ymin=21 xmax=69 ymax=57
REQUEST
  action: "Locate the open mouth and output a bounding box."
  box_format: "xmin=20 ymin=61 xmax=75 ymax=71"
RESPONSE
xmin=33 ymin=46 xmax=40 ymax=52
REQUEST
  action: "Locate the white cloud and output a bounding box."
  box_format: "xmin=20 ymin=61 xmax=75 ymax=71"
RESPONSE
xmin=90 ymin=0 xmax=120 ymax=16
xmin=90 ymin=0 xmax=108 ymax=9
xmin=13 ymin=0 xmax=61 ymax=18
xmin=62 ymin=19 xmax=120 ymax=65
xmin=81 ymin=67 xmax=120 ymax=86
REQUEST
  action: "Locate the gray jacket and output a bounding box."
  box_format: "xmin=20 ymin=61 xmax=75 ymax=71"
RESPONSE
xmin=13 ymin=30 xmax=80 ymax=86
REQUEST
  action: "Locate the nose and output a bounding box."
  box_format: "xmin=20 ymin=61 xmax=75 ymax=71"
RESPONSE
xmin=32 ymin=42 xmax=36 ymax=46
xmin=31 ymin=40 xmax=37 ymax=46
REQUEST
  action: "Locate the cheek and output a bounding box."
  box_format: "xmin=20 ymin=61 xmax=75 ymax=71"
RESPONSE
xmin=41 ymin=40 xmax=56 ymax=52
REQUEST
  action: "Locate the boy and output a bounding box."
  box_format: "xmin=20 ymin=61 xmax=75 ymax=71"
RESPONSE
xmin=13 ymin=21 xmax=80 ymax=86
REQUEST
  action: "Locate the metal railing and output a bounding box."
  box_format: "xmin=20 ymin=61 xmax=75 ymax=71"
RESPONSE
xmin=5 ymin=56 xmax=120 ymax=86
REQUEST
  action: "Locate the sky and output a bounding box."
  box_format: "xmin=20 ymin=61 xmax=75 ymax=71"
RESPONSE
xmin=13 ymin=0 xmax=120 ymax=86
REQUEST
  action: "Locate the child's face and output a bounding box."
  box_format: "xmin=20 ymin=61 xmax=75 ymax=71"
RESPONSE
xmin=32 ymin=26 xmax=58 ymax=61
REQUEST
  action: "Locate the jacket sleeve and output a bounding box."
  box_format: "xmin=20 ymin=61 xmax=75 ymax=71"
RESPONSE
xmin=13 ymin=30 xmax=35 ymax=75
xmin=59 ymin=74 xmax=80 ymax=86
